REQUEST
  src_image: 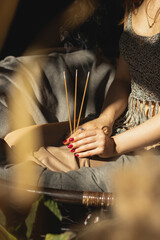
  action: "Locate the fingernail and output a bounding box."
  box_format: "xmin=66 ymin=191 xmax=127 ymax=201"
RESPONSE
xmin=67 ymin=144 xmax=73 ymax=148
xmin=69 ymin=138 xmax=74 ymax=142
xmin=70 ymin=149 xmax=75 ymax=152
xmin=75 ymin=153 xmax=79 ymax=157
xmin=62 ymin=140 xmax=67 ymax=144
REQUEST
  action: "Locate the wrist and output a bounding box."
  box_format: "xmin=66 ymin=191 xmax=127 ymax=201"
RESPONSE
xmin=98 ymin=114 xmax=114 ymax=128
xmin=111 ymin=136 xmax=118 ymax=156
xmin=98 ymin=136 xmax=117 ymax=159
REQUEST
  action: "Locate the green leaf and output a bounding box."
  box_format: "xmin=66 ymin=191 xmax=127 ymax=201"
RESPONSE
xmin=0 ymin=224 xmax=17 ymax=240
xmin=0 ymin=209 xmax=6 ymax=226
xmin=25 ymin=195 xmax=44 ymax=239
xmin=45 ymin=231 xmax=76 ymax=240
xmin=44 ymin=199 xmax=62 ymax=221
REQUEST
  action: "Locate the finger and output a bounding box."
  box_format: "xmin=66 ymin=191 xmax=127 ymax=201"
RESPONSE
xmin=75 ymin=148 xmax=102 ymax=158
xmin=63 ymin=126 xmax=85 ymax=144
xmin=70 ymin=135 xmax=96 ymax=149
xmin=73 ymin=126 xmax=86 ymax=137
xmin=74 ymin=142 xmax=98 ymax=153
xmin=73 ymin=129 xmax=98 ymax=143
xmin=62 ymin=132 xmax=77 ymax=145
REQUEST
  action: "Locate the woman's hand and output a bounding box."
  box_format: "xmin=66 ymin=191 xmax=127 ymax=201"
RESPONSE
xmin=80 ymin=118 xmax=113 ymax=136
xmin=63 ymin=126 xmax=115 ymax=159
xmin=63 ymin=118 xmax=113 ymax=144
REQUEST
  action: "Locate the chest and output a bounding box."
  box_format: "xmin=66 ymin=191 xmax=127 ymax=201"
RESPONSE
xmin=132 ymin=2 xmax=160 ymax=37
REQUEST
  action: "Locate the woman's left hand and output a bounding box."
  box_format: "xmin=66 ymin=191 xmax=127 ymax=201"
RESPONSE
xmin=64 ymin=128 xmax=115 ymax=158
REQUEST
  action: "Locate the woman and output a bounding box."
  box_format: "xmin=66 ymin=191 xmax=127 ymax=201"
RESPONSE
xmin=63 ymin=0 xmax=160 ymax=159
xmin=1 ymin=0 xmax=160 ymax=193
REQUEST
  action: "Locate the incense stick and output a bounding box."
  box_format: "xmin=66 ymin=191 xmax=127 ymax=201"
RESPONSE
xmin=76 ymin=71 xmax=90 ymax=131
xmin=63 ymin=71 xmax=72 ymax=134
xmin=74 ymin=69 xmax=78 ymax=133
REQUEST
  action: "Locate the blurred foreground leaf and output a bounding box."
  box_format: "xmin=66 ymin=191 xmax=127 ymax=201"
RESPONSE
xmin=45 ymin=231 xmax=76 ymax=240
xmin=44 ymin=198 xmax=62 ymax=221
xmin=0 ymin=209 xmax=6 ymax=226
xmin=25 ymin=196 xmax=62 ymax=239
xmin=25 ymin=195 xmax=43 ymax=239
xmin=0 ymin=224 xmax=17 ymax=240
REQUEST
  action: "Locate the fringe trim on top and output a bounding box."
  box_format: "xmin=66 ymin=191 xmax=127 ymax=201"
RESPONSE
xmin=114 ymin=95 xmax=160 ymax=135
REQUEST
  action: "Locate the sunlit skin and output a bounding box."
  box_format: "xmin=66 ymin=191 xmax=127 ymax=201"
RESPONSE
xmin=63 ymin=0 xmax=160 ymax=159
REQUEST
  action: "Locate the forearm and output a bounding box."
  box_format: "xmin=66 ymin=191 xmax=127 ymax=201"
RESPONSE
xmin=93 ymin=54 xmax=131 ymax=129
xmin=98 ymin=78 xmax=130 ymax=127
xmin=112 ymin=113 xmax=160 ymax=155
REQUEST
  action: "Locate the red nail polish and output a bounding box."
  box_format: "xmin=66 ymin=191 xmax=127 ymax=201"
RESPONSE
xmin=70 ymin=149 xmax=75 ymax=152
xmin=75 ymin=153 xmax=79 ymax=157
xmin=68 ymin=144 xmax=73 ymax=148
xmin=69 ymin=138 xmax=74 ymax=142
xmin=63 ymin=140 xmax=67 ymax=143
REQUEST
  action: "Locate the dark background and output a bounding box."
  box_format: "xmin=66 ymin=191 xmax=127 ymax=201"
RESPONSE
xmin=0 ymin=0 xmax=124 ymax=60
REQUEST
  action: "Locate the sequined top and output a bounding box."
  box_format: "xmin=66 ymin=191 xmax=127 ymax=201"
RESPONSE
xmin=114 ymin=12 xmax=160 ymax=134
